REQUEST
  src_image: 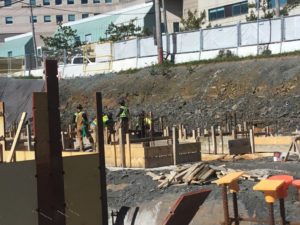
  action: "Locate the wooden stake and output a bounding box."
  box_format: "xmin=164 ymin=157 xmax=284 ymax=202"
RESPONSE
xmin=192 ymin=130 xmax=196 ymax=141
xmin=61 ymin=131 xmax=65 ymax=150
xmin=126 ymin=133 xmax=132 ymax=168
xmin=7 ymin=112 xmax=27 ymax=162
xmin=119 ymin=128 xmax=125 ymax=167
xmin=211 ymin=126 xmax=217 ymax=154
xmin=220 ymin=128 xmax=224 ymax=154
xmin=250 ymin=128 xmax=255 ymax=154
xmin=26 ymin=123 xmax=31 ymax=151
xmin=197 ymin=128 xmax=201 ymax=137
xmin=172 ymin=126 xmax=178 ymax=165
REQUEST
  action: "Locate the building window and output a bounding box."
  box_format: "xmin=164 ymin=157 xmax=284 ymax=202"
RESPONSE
xmin=4 ymin=0 xmax=12 ymax=7
xmin=8 ymin=51 xmax=12 ymax=57
xmin=30 ymin=16 xmax=37 ymax=23
xmin=93 ymin=0 xmax=100 ymax=3
xmin=268 ymin=0 xmax=287 ymax=8
xmin=85 ymin=34 xmax=92 ymax=43
xmin=82 ymin=13 xmax=89 ymax=18
xmin=173 ymin=22 xmax=179 ymax=32
xmin=55 ymin=0 xmax=62 ymax=5
xmin=105 ymin=0 xmax=112 ymax=3
xmin=81 ymin=0 xmax=88 ymax=4
xmin=68 ymin=14 xmax=75 ymax=21
xmin=44 ymin=15 xmax=51 ymax=22
xmin=209 ymin=1 xmax=248 ymax=21
xmin=56 ymin=15 xmax=63 ymax=24
xmin=67 ymin=0 xmax=74 ymax=4
xmin=30 ymin=0 xmax=36 ymax=5
xmin=43 ymin=0 xmax=50 ymax=5
xmin=5 ymin=17 xmax=13 ymax=24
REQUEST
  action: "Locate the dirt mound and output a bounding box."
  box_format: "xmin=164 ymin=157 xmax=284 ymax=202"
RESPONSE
xmin=59 ymin=55 xmax=300 ymax=132
xmin=0 ymin=78 xmax=45 ymax=127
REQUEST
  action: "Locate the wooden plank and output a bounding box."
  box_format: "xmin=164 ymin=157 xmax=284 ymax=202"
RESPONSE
xmin=0 ymin=102 xmax=5 ymax=162
xmin=126 ymin=133 xmax=132 ymax=168
xmin=119 ymin=128 xmax=125 ymax=167
xmin=172 ymin=126 xmax=177 ymax=165
xmin=6 ymin=112 xmax=27 ymax=162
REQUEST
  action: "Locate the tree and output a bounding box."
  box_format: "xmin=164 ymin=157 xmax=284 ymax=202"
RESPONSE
xmin=40 ymin=24 xmax=81 ymax=62
xmin=180 ymin=10 xmax=206 ymax=31
xmin=246 ymin=0 xmax=299 ymax=21
xmin=103 ymin=19 xmax=143 ymax=42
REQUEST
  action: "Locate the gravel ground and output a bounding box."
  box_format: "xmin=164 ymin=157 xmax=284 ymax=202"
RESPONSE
xmin=106 ymin=157 xmax=300 ymax=224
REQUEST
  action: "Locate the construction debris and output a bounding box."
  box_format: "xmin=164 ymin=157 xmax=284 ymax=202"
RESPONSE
xmin=147 ymin=163 xmax=279 ymax=189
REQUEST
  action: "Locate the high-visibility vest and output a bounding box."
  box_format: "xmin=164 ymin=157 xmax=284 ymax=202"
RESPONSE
xmin=120 ymin=106 xmax=129 ymax=118
xmin=91 ymin=119 xmax=97 ymax=126
xmin=103 ymin=115 xmax=109 ymax=124
xmin=74 ymin=111 xmax=86 ymax=123
xmin=145 ymin=117 xmax=152 ymax=125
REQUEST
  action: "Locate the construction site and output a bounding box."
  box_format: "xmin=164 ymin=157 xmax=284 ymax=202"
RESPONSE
xmin=2 ymin=54 xmax=300 ymax=225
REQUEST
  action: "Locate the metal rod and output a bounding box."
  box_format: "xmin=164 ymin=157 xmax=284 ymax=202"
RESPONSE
xmin=232 ymin=192 xmax=239 ymax=225
xmin=222 ymin=185 xmax=230 ymax=225
xmin=268 ymin=203 xmax=275 ymax=225
xmin=279 ymin=199 xmax=286 ymax=225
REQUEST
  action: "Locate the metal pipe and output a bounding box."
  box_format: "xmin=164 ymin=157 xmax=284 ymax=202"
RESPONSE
xmin=268 ymin=203 xmax=275 ymax=225
xmin=279 ymin=199 xmax=286 ymax=225
xmin=222 ymin=185 xmax=230 ymax=225
xmin=232 ymin=193 xmax=239 ymax=225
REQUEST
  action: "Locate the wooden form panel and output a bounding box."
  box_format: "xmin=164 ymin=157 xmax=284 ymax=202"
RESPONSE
xmin=63 ymin=154 xmax=102 ymax=225
xmin=228 ymin=138 xmax=251 ymax=155
xmin=0 ymin=160 xmax=38 ymax=225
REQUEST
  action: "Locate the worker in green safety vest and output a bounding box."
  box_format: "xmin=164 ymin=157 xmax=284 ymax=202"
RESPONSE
xmin=116 ymin=99 xmax=130 ymax=134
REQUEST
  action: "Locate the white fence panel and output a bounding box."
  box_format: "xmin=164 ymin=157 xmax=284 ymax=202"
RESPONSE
xmin=241 ymin=22 xmax=257 ymax=46
xmin=285 ymin=16 xmax=300 ymax=41
xmin=94 ymin=42 xmax=112 ymax=62
xmin=113 ymin=39 xmax=137 ymax=60
xmin=139 ymin=37 xmax=157 ymax=57
xmin=271 ymin=19 xmax=282 ymax=42
xmin=176 ymin=31 xmax=200 ymax=53
xmin=258 ymin=20 xmax=271 ymax=44
xmin=203 ymin=26 xmax=237 ymax=50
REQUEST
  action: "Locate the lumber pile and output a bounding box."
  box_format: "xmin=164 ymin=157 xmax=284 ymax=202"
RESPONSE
xmin=147 ymin=163 xmax=277 ymax=189
xmin=146 ymin=162 xmax=216 ymax=189
xmin=212 ymin=165 xmax=271 ymax=182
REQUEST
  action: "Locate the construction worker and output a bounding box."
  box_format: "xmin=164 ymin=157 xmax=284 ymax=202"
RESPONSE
xmin=72 ymin=104 xmax=93 ymax=151
xmin=116 ymin=100 xmax=130 ymax=134
xmin=105 ymin=112 xmax=115 ymax=144
xmin=136 ymin=110 xmax=146 ymax=138
xmin=90 ymin=117 xmax=98 ymax=151
xmin=144 ymin=112 xmax=153 ymax=137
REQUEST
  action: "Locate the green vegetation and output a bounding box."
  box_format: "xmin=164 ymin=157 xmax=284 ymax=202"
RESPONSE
xmin=101 ymin=19 xmax=151 ymax=42
xmin=180 ymin=10 xmax=206 ymax=31
xmin=40 ymin=24 xmax=81 ymax=62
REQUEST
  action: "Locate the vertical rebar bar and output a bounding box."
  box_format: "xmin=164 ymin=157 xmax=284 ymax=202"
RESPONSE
xmin=222 ymin=185 xmax=230 ymax=225
xmin=268 ymin=203 xmax=275 ymax=225
xmin=279 ymin=199 xmax=286 ymax=225
xmin=232 ymin=192 xmax=239 ymax=225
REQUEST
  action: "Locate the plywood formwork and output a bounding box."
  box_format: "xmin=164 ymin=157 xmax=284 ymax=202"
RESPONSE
xmin=106 ymin=142 xmax=201 ymax=168
xmin=254 ymin=136 xmax=292 ymax=145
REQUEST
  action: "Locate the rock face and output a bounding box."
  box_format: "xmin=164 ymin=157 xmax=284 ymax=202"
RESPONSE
xmin=59 ymin=55 xmax=300 ymax=133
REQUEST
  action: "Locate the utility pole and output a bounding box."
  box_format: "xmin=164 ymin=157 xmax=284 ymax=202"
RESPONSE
xmin=256 ymin=0 xmax=260 ymax=55
xmin=22 ymin=2 xmax=40 ymax=72
xmin=162 ymin=0 xmax=169 ymax=57
xmin=154 ymin=0 xmax=163 ymax=64
xmin=275 ymin=0 xmax=280 ymax=17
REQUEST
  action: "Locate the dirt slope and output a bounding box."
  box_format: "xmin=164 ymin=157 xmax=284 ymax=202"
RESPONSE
xmin=59 ymin=55 xmax=300 ymax=132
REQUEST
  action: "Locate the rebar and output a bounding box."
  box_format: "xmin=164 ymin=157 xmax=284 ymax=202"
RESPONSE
xmin=232 ymin=192 xmax=239 ymax=225
xmin=222 ymin=185 xmax=230 ymax=225
xmin=279 ymin=198 xmax=286 ymax=225
xmin=268 ymin=203 xmax=275 ymax=225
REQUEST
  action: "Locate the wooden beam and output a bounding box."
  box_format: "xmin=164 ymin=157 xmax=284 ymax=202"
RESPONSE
xmin=95 ymin=92 xmax=108 ymax=225
xmin=0 ymin=102 xmax=5 ymax=162
xmin=119 ymin=128 xmax=125 ymax=167
xmin=6 ymin=112 xmax=27 ymax=162
xmin=126 ymin=133 xmax=132 ymax=168
xmin=250 ymin=129 xmax=255 ymax=154
xmin=26 ymin=123 xmax=31 ymax=151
